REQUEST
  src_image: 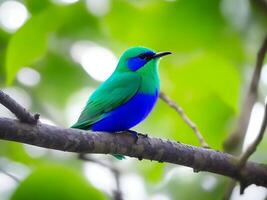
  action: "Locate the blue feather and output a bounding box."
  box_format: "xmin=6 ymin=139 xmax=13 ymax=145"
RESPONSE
xmin=127 ymin=57 xmax=147 ymax=71
xmin=127 ymin=51 xmax=155 ymax=71
xmin=91 ymin=91 xmax=158 ymax=132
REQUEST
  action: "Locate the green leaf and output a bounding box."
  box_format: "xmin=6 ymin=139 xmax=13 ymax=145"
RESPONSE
xmin=167 ymin=52 xmax=240 ymax=111
xmin=140 ymin=52 xmax=240 ymax=150
xmin=5 ymin=2 xmax=99 ymax=84
xmin=6 ymin=7 xmax=56 ymax=85
xmin=137 ymin=160 xmax=165 ymax=183
xmin=164 ymin=171 xmax=227 ymax=200
xmin=32 ymin=52 xmax=93 ymax=109
xmin=11 ymin=164 xmax=106 ymax=200
xmin=0 ymin=142 xmax=34 ymax=164
xmin=24 ymin=0 xmax=52 ymax=14
xmin=104 ymin=0 xmax=243 ymax=61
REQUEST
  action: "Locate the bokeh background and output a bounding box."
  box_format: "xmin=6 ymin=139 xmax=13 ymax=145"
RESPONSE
xmin=0 ymin=0 xmax=267 ymax=199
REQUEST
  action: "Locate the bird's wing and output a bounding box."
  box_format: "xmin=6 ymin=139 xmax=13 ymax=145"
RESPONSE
xmin=71 ymin=72 xmax=141 ymax=129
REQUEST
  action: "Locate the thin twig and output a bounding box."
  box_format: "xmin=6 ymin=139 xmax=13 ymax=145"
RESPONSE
xmin=0 ymin=90 xmax=39 ymax=124
xmin=222 ymin=36 xmax=267 ymax=200
xmin=159 ymin=91 xmax=209 ymax=148
xmin=236 ymin=101 xmax=267 ymax=194
xmin=238 ymin=102 xmax=267 ymax=168
xmin=0 ymin=168 xmax=20 ymax=183
xmin=251 ymin=0 xmax=267 ymax=15
xmin=79 ymin=154 xmax=123 ymax=200
xmin=223 ymin=36 xmax=267 ymax=153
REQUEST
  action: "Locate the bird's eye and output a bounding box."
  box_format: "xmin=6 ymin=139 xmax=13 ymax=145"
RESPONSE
xmin=138 ymin=53 xmax=150 ymax=60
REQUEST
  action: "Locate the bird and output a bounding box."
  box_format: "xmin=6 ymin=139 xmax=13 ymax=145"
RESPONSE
xmin=71 ymin=46 xmax=171 ymax=159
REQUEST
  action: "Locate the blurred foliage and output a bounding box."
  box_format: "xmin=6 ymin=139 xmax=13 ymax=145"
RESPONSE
xmin=6 ymin=2 xmax=100 ymax=84
xmin=10 ymin=164 xmax=106 ymax=200
xmin=0 ymin=0 xmax=267 ymax=199
xmin=164 ymin=172 xmax=228 ymax=200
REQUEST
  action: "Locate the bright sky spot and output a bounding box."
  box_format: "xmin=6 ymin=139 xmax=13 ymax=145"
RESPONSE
xmin=201 ymin=175 xmax=217 ymax=191
xmin=4 ymin=160 xmax=30 ymax=180
xmin=23 ymin=144 xmax=48 ymax=158
xmin=163 ymin=166 xmax=195 ymax=185
xmin=84 ymin=162 xmax=116 ymax=196
xmin=0 ymin=159 xmax=30 ymax=199
xmin=242 ymin=102 xmax=264 ymax=152
xmin=70 ymin=41 xmax=118 ymax=82
xmin=65 ymin=87 xmax=93 ymax=126
xmin=86 ymin=0 xmax=110 ymax=17
xmin=0 ymin=173 xmax=17 ymax=200
xmin=49 ymin=150 xmax=74 ymax=160
xmin=149 ymin=194 xmax=170 ymax=200
xmin=120 ymin=173 xmax=147 ymax=200
xmin=16 ymin=67 xmax=41 ymax=87
xmin=53 ymin=0 xmax=79 ymax=5
xmin=0 ymin=0 xmax=29 ymax=33
xmin=0 ymin=87 xmax=31 ymax=122
xmin=39 ymin=117 xmax=56 ymax=126
xmin=260 ymin=64 xmax=267 ymax=85
xmin=2 ymin=87 xmax=31 ymax=109
xmin=0 ymin=104 xmax=13 ymax=118
xmin=221 ymin=0 xmax=250 ymax=30
xmin=230 ymin=185 xmax=267 ymax=200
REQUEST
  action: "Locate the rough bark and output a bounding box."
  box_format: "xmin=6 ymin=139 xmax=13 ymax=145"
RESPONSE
xmin=0 ymin=117 xmax=267 ymax=188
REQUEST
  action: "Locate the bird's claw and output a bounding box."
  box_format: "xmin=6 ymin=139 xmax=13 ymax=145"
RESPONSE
xmin=138 ymin=133 xmax=148 ymax=138
xmin=128 ymin=130 xmax=148 ymax=143
xmin=128 ymin=130 xmax=138 ymax=143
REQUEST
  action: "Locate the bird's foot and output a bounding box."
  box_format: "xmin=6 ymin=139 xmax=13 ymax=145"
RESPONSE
xmin=127 ymin=130 xmax=148 ymax=143
xmin=128 ymin=130 xmax=138 ymax=143
xmin=138 ymin=133 xmax=148 ymax=138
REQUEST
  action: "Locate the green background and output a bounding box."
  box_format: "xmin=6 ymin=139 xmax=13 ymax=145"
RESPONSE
xmin=0 ymin=0 xmax=267 ymax=199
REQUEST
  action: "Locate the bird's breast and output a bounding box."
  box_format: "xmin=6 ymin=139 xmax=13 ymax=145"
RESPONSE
xmin=91 ymin=90 xmax=159 ymax=132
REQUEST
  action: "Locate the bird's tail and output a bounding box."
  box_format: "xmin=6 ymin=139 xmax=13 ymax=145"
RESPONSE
xmin=112 ymin=154 xmax=125 ymax=160
xmin=71 ymin=122 xmax=91 ymax=130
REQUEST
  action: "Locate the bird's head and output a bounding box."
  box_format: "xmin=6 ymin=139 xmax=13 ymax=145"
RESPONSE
xmin=116 ymin=47 xmax=171 ymax=73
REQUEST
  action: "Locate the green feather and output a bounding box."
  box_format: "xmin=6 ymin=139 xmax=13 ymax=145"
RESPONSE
xmin=112 ymin=154 xmax=125 ymax=160
xmin=71 ymin=72 xmax=141 ymax=129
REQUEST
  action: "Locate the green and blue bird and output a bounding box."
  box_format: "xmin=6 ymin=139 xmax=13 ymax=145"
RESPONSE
xmin=71 ymin=46 xmax=171 ymax=159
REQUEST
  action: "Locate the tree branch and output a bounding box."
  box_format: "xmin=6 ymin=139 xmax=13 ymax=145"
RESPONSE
xmin=238 ymin=102 xmax=267 ymax=168
xmin=0 ymin=90 xmax=39 ymax=124
xmin=252 ymin=0 xmax=267 ymax=15
xmin=222 ymin=35 xmax=267 ymax=200
xmin=223 ymin=36 xmax=267 ymax=153
xmin=0 ymin=118 xmax=267 ymax=188
xmin=235 ymin=102 xmax=267 ymax=194
xmin=159 ymin=91 xmax=209 ymax=148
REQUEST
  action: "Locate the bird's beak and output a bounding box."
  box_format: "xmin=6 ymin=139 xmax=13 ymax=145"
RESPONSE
xmin=152 ymin=51 xmax=172 ymax=59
